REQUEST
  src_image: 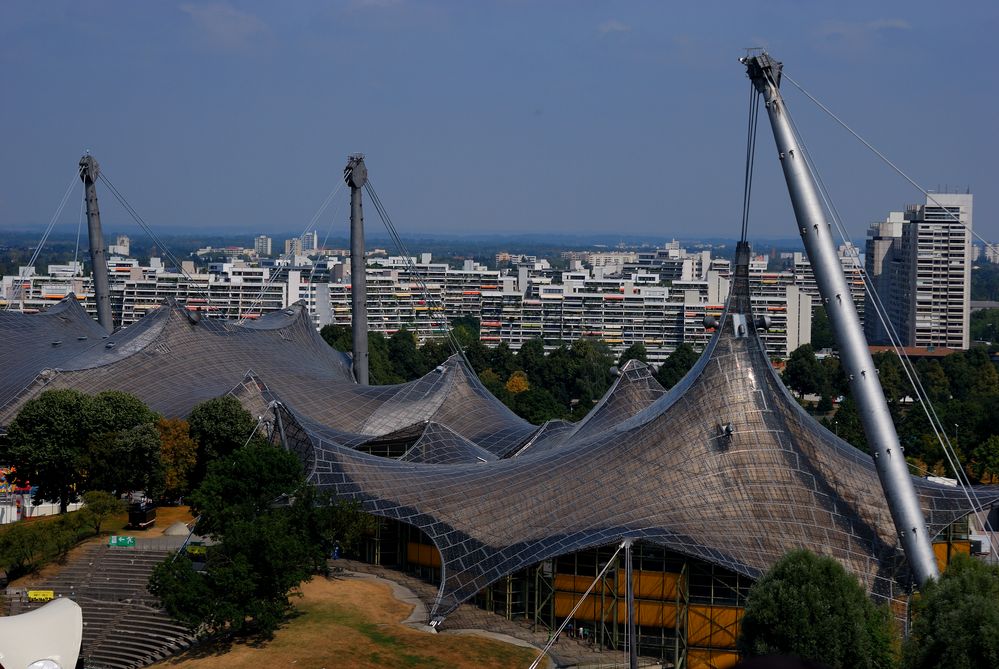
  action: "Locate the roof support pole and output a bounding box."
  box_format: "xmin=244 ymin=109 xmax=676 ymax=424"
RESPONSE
xmin=742 ymin=53 xmax=939 ymax=585
xmin=79 ymin=155 xmax=113 ymax=333
xmin=624 ymin=538 xmax=638 ymax=669
xmin=345 ymin=155 xmax=369 ymax=385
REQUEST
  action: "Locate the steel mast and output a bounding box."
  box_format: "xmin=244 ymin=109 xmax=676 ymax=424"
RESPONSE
xmin=345 ymin=155 xmax=369 ymax=385
xmin=741 ymin=52 xmax=939 ymax=585
xmin=79 ymin=155 xmax=114 ymax=333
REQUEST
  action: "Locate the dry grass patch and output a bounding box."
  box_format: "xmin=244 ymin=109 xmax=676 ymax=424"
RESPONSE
xmin=151 ymin=575 xmax=540 ymax=669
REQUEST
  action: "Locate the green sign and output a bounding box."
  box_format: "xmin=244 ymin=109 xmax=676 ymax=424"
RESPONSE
xmin=109 ymin=535 xmax=136 ymax=547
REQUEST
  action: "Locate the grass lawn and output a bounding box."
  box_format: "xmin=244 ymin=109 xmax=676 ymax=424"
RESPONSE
xmin=150 ymin=575 xmax=543 ymax=669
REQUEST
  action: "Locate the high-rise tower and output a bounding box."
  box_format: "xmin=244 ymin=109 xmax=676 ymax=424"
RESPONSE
xmin=865 ymin=193 xmax=972 ymax=350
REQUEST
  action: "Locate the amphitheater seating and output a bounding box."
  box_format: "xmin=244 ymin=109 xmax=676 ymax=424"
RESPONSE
xmin=7 ymin=541 xmax=196 ymax=669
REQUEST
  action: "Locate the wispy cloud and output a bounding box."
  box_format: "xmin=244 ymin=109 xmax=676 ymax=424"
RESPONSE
xmin=598 ymin=19 xmax=631 ymax=35
xmin=180 ymin=3 xmax=270 ymax=51
xmin=818 ymin=17 xmax=911 ymax=46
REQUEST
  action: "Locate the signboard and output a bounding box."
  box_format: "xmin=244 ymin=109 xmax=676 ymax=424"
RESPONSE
xmin=108 ymin=535 xmax=136 ymax=547
xmin=27 ymin=590 xmax=55 ymax=602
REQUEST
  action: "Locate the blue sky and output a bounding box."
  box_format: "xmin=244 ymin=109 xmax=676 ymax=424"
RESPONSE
xmin=1 ymin=1 xmax=996 ymax=245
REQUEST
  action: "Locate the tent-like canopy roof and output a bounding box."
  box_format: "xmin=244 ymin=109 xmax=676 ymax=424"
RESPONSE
xmin=2 ymin=284 xmax=994 ymax=625
xmin=273 ymin=287 xmax=998 ymax=620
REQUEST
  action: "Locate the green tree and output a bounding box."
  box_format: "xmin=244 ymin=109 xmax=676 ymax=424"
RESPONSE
xmin=517 ymin=338 xmax=547 ymax=381
xmin=188 ymin=441 xmax=306 ymax=538
xmin=388 ymin=329 xmax=424 ymax=381
xmin=3 ymin=389 xmax=92 ymax=513
xmin=187 ymin=396 xmax=259 ymax=485
xmin=811 ymin=305 xmax=836 ymax=350
xmin=478 ymin=369 xmax=510 ymax=403
xmin=970 ymin=308 xmax=999 ymax=345
xmin=486 ymin=342 xmax=517 ymax=379
xmin=512 ymin=387 xmax=567 ymax=424
xmin=149 ymin=442 xmax=371 ymax=638
xmin=87 ymin=423 xmax=165 ymax=497
xmin=618 ymin=342 xmax=648 ymax=368
xmin=917 ymin=359 xmax=951 ymax=404
xmin=972 ymin=435 xmax=999 ymax=484
xmin=450 ymin=315 xmax=480 ymax=348
xmin=419 ymin=338 xmax=452 ymax=372
xmin=783 ymin=344 xmax=826 ymax=397
xmin=568 ymin=338 xmax=615 ymax=407
xmin=462 ymin=339 xmax=493 ymax=374
xmin=903 ymin=553 xmax=999 ymax=669
xmin=85 ymin=390 xmax=158 ymax=436
xmin=738 ymin=549 xmax=896 ymax=669
xmin=368 ymin=332 xmax=402 ymax=384
xmin=80 ymin=490 xmax=127 ymax=535
xmin=319 ymin=324 xmax=352 ymax=351
xmin=871 ymin=351 xmax=912 ymax=408
xmin=828 ymin=396 xmax=869 ymax=452
xmin=971 ymin=263 xmax=999 ymax=301
xmin=655 ymin=343 xmax=700 ymax=389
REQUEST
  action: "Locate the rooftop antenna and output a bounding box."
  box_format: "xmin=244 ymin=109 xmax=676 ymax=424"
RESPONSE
xmin=79 ymin=155 xmax=113 ymax=333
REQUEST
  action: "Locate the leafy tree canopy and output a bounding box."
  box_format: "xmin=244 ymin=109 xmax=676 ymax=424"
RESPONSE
xmin=655 ymin=343 xmax=700 ymax=389
xmin=86 ymin=423 xmax=165 ymax=497
xmin=811 ymin=305 xmax=836 ymax=351
xmin=4 ymin=389 xmax=158 ymax=511
xmin=319 ymin=324 xmax=351 ymax=352
xmin=738 ymin=549 xmax=896 ymax=669
xmin=188 ymin=440 xmax=306 ymax=539
xmin=903 ymin=553 xmax=999 ymax=669
xmin=784 ymin=344 xmax=826 ymax=397
xmin=187 ymin=396 xmax=260 ymax=485
xmin=150 ymin=442 xmax=372 ymax=638
xmin=80 ymin=490 xmax=127 ymax=535
xmin=85 ymin=390 xmax=158 ymax=437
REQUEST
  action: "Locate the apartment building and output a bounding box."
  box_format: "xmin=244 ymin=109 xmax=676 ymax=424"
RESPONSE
xmin=865 ymin=193 xmax=972 ymax=350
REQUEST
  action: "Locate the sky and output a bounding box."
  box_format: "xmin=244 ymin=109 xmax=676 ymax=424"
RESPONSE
xmin=1 ymin=1 xmax=996 ymax=246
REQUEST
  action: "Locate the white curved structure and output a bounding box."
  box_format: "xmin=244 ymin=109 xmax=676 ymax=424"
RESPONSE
xmin=0 ymin=597 xmax=82 ymax=669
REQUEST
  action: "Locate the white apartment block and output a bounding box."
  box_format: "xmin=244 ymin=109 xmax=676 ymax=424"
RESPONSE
xmin=1 ymin=259 xmax=292 ymax=326
xmin=3 ymin=243 xmax=814 ymax=361
xmin=865 ymin=193 xmax=972 ymax=350
xmin=254 ymin=235 xmax=273 ymax=256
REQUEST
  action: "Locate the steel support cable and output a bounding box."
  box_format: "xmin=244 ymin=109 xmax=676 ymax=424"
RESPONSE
xmin=782 ymin=72 xmax=994 ymax=250
xmin=774 ymin=72 xmax=993 ymax=535
xmin=238 ymin=180 xmax=346 ymax=324
xmin=73 ymin=195 xmax=85 ymax=270
xmin=527 ymin=540 xmax=627 ymax=669
xmin=8 ymin=170 xmax=79 ymax=310
xmin=307 ymin=191 xmax=349 ymax=287
xmin=740 ymin=84 xmax=761 ymax=243
xmin=97 ymin=171 xmax=215 ymax=307
xmin=362 ymin=180 xmax=469 ymax=362
xmin=779 ymin=77 xmax=989 ymax=525
xmin=365 ymin=181 xmax=461 ymax=355
xmin=777 ymin=72 xmax=990 ymax=526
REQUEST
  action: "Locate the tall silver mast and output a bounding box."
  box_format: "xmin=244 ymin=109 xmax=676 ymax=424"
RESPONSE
xmin=741 ymin=53 xmax=939 ymax=585
xmin=345 ymin=154 xmax=369 ymax=385
xmin=79 ymin=155 xmax=113 ymax=334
